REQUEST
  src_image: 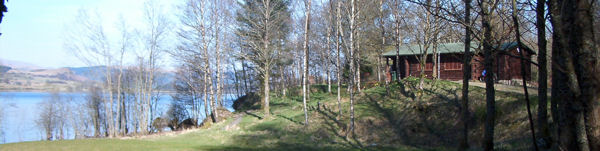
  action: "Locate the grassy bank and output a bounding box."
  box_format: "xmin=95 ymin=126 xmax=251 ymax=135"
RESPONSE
xmin=0 ymin=77 xmax=540 ymax=151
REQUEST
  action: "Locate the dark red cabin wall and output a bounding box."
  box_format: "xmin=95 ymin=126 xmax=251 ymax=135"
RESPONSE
xmin=472 ymin=48 xmax=532 ymax=81
xmin=383 ymin=48 xmax=532 ymax=81
xmin=405 ymin=54 xmax=465 ymax=80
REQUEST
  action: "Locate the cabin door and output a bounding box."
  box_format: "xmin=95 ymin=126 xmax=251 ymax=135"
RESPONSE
xmin=399 ymin=57 xmax=407 ymax=79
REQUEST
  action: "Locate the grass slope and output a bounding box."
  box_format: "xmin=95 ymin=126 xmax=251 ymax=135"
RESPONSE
xmin=0 ymin=77 xmax=540 ymax=151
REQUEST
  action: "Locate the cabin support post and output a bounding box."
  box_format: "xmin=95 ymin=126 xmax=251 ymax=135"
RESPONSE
xmin=404 ymin=56 xmax=409 ymax=78
xmin=385 ymin=57 xmax=390 ymax=81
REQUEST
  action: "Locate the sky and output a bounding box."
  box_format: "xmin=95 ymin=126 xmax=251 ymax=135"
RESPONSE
xmin=0 ymin=0 xmax=178 ymax=69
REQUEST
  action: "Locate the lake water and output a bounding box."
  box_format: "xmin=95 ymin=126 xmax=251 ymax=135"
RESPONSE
xmin=0 ymin=92 xmax=236 ymax=144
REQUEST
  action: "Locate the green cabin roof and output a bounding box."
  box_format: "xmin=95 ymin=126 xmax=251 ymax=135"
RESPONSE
xmin=382 ymin=42 xmax=531 ymax=57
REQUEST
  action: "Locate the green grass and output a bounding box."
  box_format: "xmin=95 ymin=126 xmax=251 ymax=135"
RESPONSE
xmin=1 ymin=77 xmax=540 ymax=151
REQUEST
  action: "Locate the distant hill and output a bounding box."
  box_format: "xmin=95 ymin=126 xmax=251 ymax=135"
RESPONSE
xmin=0 ymin=66 xmax=174 ymax=92
xmin=0 ymin=65 xmax=11 ymax=73
xmin=0 ymin=58 xmax=43 ymax=70
xmin=0 ymin=59 xmax=175 ymax=92
xmin=67 ymin=66 xmax=107 ymax=82
xmin=0 ymin=67 xmax=89 ymax=92
xmin=67 ymin=66 xmax=175 ymax=90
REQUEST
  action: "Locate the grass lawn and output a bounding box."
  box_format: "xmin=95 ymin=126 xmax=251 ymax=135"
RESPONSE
xmin=0 ymin=77 xmax=540 ymax=151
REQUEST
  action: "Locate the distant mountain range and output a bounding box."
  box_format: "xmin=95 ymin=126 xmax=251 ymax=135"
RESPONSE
xmin=0 ymin=58 xmax=44 ymax=70
xmin=0 ymin=60 xmax=174 ymax=92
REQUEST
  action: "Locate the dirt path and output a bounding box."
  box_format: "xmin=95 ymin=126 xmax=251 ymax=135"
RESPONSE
xmin=223 ymin=113 xmax=243 ymax=131
xmin=119 ymin=128 xmax=201 ymax=140
xmin=453 ymin=81 xmax=545 ymax=95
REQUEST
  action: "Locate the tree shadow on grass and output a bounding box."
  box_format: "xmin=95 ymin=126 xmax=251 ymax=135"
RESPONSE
xmin=394 ymin=81 xmax=417 ymax=101
xmin=360 ymin=85 xmax=463 ymax=149
xmin=362 ymin=93 xmax=411 ymax=143
xmin=244 ymin=111 xmax=262 ymax=120
xmin=275 ymin=114 xmax=303 ymax=125
xmin=315 ymin=105 xmax=364 ymax=149
xmin=208 ymin=113 xmax=354 ymax=151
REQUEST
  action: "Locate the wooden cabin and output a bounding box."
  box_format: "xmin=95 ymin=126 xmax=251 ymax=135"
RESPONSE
xmin=382 ymin=42 xmax=534 ymax=81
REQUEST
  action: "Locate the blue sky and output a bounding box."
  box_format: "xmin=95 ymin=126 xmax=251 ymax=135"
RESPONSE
xmin=0 ymin=0 xmax=178 ymax=68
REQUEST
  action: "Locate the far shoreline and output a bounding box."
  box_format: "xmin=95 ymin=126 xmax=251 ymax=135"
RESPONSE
xmin=0 ymin=89 xmax=177 ymax=94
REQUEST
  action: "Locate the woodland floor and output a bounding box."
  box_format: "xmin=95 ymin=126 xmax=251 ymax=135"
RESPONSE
xmin=0 ymin=77 xmax=542 ymax=151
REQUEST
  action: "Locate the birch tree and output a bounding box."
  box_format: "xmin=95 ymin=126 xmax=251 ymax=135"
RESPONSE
xmin=115 ymin=16 xmax=132 ymax=136
xmin=302 ymin=0 xmax=312 ymax=126
xmin=391 ymin=0 xmax=404 ymax=82
xmin=378 ymin=0 xmax=386 ymax=84
xmin=137 ymin=0 xmax=170 ymax=134
xmin=348 ymin=0 xmax=358 ymax=133
xmin=65 ymin=10 xmax=117 ymax=137
xmin=335 ymin=0 xmax=343 ymax=116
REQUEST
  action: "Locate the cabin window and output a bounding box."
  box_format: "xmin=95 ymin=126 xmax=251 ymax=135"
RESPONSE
xmin=425 ymin=63 xmax=433 ymax=70
xmin=445 ymin=62 xmax=462 ymax=70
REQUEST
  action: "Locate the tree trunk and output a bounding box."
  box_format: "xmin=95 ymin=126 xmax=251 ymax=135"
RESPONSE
xmin=105 ymin=65 xmax=115 ymax=137
xmin=459 ymin=0 xmax=471 ymax=149
xmin=121 ymin=92 xmax=127 ymax=135
xmin=93 ymin=95 xmax=101 ymax=137
xmin=511 ymin=0 xmax=538 ymax=149
xmin=203 ymin=69 xmax=210 ymax=123
xmin=242 ymin=61 xmax=249 ymax=94
xmin=535 ymin=0 xmax=550 ymax=148
xmin=264 ymin=70 xmax=270 ymax=117
xmin=262 ymin=0 xmax=272 ymax=119
xmin=575 ymin=1 xmax=600 ymax=149
xmin=432 ymin=46 xmax=438 ymax=79
xmin=279 ymin=65 xmax=286 ymax=96
xmin=549 ymin=0 xmax=599 ymax=150
xmin=356 ymin=22 xmax=361 ymax=93
xmin=302 ymin=0 xmax=311 ymax=126
xmin=215 ymin=3 xmax=223 ymax=118
xmin=348 ymin=0 xmax=357 ymax=133
xmin=233 ymin=64 xmax=241 ymax=98
xmin=481 ymin=0 xmax=496 ymax=150
xmin=336 ymin=0 xmax=343 ymax=116
xmin=379 ymin=0 xmax=385 ymax=83
xmin=209 ymin=69 xmax=217 ymax=123
xmin=549 ymin=22 xmax=561 ymax=151
xmin=394 ymin=0 xmax=402 ymax=82
xmin=117 ymin=51 xmax=125 ymax=136
xmin=419 ymin=56 xmax=426 ymax=90
xmin=326 ymin=7 xmax=332 ymax=94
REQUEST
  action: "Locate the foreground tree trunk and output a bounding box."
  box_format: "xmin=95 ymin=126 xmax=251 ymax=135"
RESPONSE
xmin=535 ymin=0 xmax=550 ymax=148
xmin=480 ymin=0 xmax=496 ymax=150
xmin=459 ymin=0 xmax=471 ymax=149
xmin=549 ymin=0 xmax=599 ymax=150
xmin=348 ymin=0 xmax=359 ymax=134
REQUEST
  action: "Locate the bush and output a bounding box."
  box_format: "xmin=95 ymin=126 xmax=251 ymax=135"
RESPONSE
xmin=232 ymin=92 xmax=261 ymax=111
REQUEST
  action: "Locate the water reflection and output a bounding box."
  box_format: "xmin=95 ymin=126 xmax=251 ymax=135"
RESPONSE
xmin=0 ymin=92 xmax=236 ymax=144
